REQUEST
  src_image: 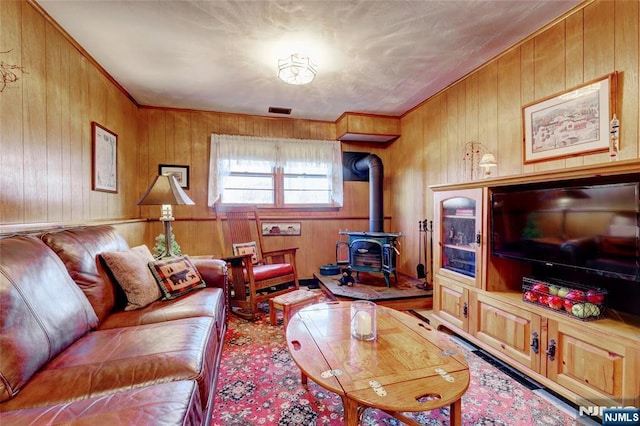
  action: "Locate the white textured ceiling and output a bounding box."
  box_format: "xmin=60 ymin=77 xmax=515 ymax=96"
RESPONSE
xmin=37 ymin=0 xmax=582 ymax=121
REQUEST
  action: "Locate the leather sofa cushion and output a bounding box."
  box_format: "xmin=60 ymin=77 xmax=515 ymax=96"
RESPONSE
xmin=0 ymin=380 xmax=202 ymax=426
xmin=99 ymin=287 xmax=226 ymax=341
xmin=0 ymin=236 xmax=99 ymax=402
xmin=41 ymin=226 xmax=130 ymax=323
xmin=0 ymin=317 xmax=218 ymax=412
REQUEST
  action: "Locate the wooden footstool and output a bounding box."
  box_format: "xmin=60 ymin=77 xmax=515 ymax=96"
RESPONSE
xmin=269 ymin=289 xmax=321 ymax=328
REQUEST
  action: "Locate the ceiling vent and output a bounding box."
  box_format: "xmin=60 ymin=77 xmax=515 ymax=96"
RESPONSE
xmin=268 ymin=106 xmax=292 ymax=115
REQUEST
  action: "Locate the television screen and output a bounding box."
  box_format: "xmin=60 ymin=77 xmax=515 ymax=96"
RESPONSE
xmin=491 ymin=181 xmax=640 ymax=282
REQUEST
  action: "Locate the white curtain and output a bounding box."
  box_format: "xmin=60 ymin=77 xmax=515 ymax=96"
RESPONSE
xmin=208 ymin=134 xmax=343 ymax=207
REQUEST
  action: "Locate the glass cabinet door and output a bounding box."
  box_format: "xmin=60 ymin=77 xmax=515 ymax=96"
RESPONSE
xmin=434 ymin=188 xmax=483 ymax=287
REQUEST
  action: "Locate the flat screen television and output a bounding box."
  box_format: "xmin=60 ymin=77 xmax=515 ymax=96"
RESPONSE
xmin=491 ymin=178 xmax=640 ymax=283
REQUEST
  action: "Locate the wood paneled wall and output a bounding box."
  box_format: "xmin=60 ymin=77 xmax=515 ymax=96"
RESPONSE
xmin=390 ymin=0 xmax=640 ymax=278
xmin=137 ymin=108 xmax=392 ymax=278
xmin=4 ymin=0 xmax=636 ymax=281
xmin=1 ymin=1 xmax=139 ymax=228
xmin=0 ymin=1 xmax=391 ymax=278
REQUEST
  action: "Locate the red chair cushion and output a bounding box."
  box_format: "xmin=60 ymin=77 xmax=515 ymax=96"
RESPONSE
xmin=252 ymin=263 xmax=294 ymax=281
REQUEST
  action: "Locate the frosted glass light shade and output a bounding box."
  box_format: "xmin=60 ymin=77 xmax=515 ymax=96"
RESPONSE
xmin=277 ymin=54 xmax=317 ymax=85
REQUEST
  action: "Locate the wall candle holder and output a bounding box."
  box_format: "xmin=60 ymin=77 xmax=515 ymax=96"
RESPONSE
xmin=609 ymin=114 xmax=619 ymax=161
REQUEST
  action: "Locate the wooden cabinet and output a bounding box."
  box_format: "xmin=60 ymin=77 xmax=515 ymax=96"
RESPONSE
xmin=433 ymin=188 xmax=484 ymax=289
xmin=433 ymin=275 xmax=469 ymax=332
xmin=431 ymin=166 xmax=640 ymax=410
xmin=469 ymin=292 xmax=639 ymax=407
xmin=546 ymin=319 xmax=639 ymax=407
xmin=470 ymin=292 xmax=543 ymax=373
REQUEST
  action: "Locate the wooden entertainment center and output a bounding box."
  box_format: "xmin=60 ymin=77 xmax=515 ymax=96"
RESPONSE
xmin=430 ymin=159 xmax=640 ymax=411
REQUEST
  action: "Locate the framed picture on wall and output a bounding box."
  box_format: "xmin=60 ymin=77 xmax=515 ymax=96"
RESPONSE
xmin=262 ymin=222 xmax=301 ymax=236
xmin=159 ymin=164 xmax=190 ymax=189
xmin=92 ymin=122 xmax=118 ymax=193
xmin=522 ymin=72 xmax=617 ymax=164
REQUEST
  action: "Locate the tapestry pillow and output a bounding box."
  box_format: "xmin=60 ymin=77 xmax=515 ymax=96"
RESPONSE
xmin=101 ymin=245 xmax=162 ymax=311
xmin=148 ymin=256 xmax=206 ymax=300
xmin=232 ymin=241 xmax=259 ymax=264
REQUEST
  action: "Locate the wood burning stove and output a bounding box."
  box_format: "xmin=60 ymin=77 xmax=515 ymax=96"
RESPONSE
xmin=340 ymin=153 xmax=403 ymax=287
xmin=341 ymin=231 xmax=402 ymax=287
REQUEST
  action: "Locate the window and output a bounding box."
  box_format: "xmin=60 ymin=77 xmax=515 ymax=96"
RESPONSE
xmin=208 ymin=134 xmax=343 ymax=208
xmin=283 ymin=161 xmax=332 ymax=204
xmin=220 ymin=160 xmax=274 ymax=204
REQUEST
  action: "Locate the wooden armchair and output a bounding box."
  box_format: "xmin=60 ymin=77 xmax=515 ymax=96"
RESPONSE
xmin=222 ymin=206 xmax=299 ymax=319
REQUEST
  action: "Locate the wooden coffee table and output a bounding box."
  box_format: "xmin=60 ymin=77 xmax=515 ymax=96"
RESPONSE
xmin=286 ymin=302 xmax=470 ymax=426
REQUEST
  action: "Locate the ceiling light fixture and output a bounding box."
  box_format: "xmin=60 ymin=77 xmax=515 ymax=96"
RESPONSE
xmin=277 ymin=54 xmax=317 ymax=85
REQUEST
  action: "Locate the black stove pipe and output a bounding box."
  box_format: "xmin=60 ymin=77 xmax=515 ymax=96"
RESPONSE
xmin=351 ymin=154 xmax=384 ymax=233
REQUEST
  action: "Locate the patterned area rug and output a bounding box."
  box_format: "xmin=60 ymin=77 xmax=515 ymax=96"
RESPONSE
xmin=212 ymin=303 xmax=579 ymax=425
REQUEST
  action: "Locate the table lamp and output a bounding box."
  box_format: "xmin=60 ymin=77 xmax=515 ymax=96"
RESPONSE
xmin=478 ymin=153 xmax=498 ymax=177
xmin=137 ymin=174 xmax=194 ymax=258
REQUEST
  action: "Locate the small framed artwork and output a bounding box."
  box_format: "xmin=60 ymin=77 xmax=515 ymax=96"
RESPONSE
xmin=92 ymin=122 xmax=118 ymax=193
xmin=159 ymin=164 xmax=190 ymax=189
xmin=522 ymin=72 xmax=617 ymax=164
xmin=262 ymin=222 xmax=301 ymax=236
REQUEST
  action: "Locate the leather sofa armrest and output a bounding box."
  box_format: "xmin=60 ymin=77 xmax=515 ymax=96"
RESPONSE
xmin=190 ymin=257 xmax=228 ymax=290
xmin=190 ymin=256 xmax=231 ymax=322
xmin=191 ymin=257 xmax=230 ymax=325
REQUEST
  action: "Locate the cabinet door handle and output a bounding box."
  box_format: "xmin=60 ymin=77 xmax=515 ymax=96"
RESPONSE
xmin=463 ymin=302 xmax=468 ymax=318
xmin=530 ymin=332 xmax=539 ymax=354
xmin=476 ymin=232 xmax=481 ymax=244
xmin=546 ymin=339 xmax=556 ymax=361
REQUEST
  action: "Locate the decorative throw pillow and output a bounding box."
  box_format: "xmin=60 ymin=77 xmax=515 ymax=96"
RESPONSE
xmin=100 ymin=245 xmax=162 ymax=311
xmin=232 ymin=241 xmax=259 ymax=264
xmin=148 ymin=256 xmax=206 ymax=300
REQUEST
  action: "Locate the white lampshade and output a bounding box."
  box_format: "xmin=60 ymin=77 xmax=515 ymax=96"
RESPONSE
xmin=479 ymin=153 xmax=498 ymax=167
xmin=478 ymin=153 xmax=498 ymax=178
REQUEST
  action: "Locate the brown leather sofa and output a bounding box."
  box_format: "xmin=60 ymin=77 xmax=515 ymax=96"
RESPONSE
xmin=0 ymin=226 xmax=228 ymax=425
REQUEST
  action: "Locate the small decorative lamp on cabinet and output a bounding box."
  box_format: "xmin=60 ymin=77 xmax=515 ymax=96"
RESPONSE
xmin=478 ymin=153 xmax=498 ymax=178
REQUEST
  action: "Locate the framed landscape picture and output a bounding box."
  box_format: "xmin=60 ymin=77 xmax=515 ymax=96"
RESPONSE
xmin=159 ymin=164 xmax=190 ymax=189
xmin=522 ymin=72 xmax=617 ymax=164
xmin=92 ymin=122 xmax=118 ymax=193
xmin=262 ymin=222 xmax=301 ymax=236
